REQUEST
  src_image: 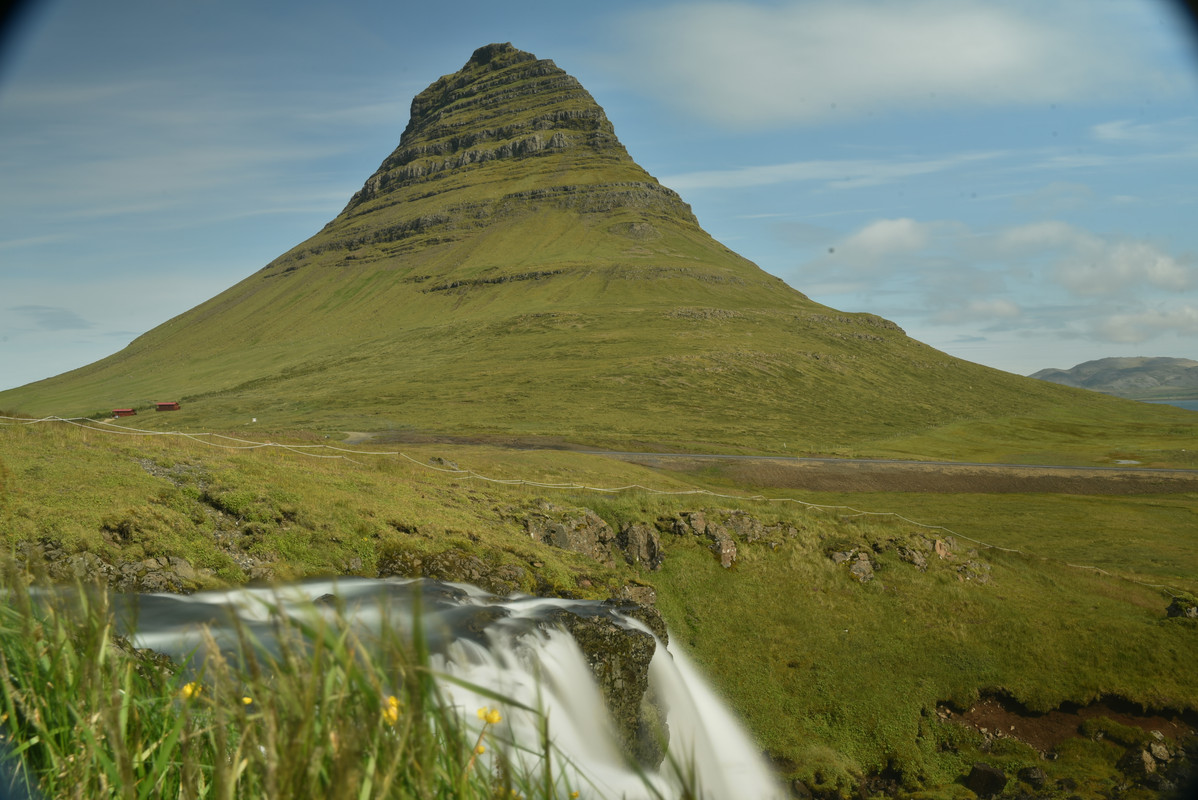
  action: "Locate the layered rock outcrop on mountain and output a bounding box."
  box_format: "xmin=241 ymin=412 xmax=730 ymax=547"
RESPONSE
xmin=292 ymin=42 xmax=698 ymax=272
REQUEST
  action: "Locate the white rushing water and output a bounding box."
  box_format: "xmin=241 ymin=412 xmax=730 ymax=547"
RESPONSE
xmin=116 ymin=577 xmax=786 ymax=800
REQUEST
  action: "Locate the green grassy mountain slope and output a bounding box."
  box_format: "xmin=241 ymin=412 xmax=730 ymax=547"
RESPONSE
xmin=3 ymin=43 xmax=1193 ymax=458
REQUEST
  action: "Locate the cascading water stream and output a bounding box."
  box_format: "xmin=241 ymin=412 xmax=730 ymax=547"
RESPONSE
xmin=112 ymin=577 xmax=785 ymax=800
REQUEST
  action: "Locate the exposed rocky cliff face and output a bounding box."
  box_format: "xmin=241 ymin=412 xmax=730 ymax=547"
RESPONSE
xmin=319 ymin=42 xmax=697 ymax=264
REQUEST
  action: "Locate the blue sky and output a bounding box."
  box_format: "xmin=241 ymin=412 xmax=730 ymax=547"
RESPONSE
xmin=2 ymin=0 xmax=1197 ymax=392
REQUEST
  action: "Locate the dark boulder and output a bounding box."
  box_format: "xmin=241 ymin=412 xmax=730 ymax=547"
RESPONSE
xmin=964 ymin=762 xmax=1007 ymax=798
xmin=1166 ymin=597 xmax=1198 ymax=618
xmin=16 ymin=542 xmax=213 ymax=594
xmin=1017 ymin=765 xmax=1048 ymax=789
xmin=721 ymin=510 xmax=766 ymax=542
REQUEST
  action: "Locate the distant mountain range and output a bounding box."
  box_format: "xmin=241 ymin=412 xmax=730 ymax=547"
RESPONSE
xmin=1030 ymin=356 xmax=1198 ymax=400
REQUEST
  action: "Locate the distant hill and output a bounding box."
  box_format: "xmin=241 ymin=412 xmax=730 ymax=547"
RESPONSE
xmin=1030 ymin=356 xmax=1198 ymax=400
xmin=1 ymin=43 xmax=1192 ymax=458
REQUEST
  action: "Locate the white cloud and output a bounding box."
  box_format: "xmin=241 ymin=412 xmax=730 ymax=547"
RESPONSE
xmin=996 ymin=221 xmax=1079 ymax=251
xmin=1091 ymin=116 xmax=1198 ymax=145
xmin=801 ymin=217 xmax=967 ymax=278
xmin=663 ymin=151 xmax=1002 ymax=192
xmin=1056 ymin=240 xmax=1193 ymax=296
xmin=0 ymin=233 xmax=76 ymax=250
xmin=795 ymin=216 xmax=1197 ymax=358
xmin=1094 ymin=306 xmax=1198 ymax=344
xmin=840 ymin=218 xmax=931 ymax=259
xmin=998 ymin=222 xmax=1195 ymax=295
xmin=617 ymin=0 xmax=1179 ymax=128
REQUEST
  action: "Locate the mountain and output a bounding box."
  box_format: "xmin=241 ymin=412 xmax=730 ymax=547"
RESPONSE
xmin=1031 ymin=356 xmax=1198 ymax=400
xmin=0 ymin=44 xmax=1183 ymax=455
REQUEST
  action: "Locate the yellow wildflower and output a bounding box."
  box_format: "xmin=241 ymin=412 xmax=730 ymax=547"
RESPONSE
xmin=180 ymin=681 xmax=201 ymax=700
xmin=571 ymin=793 xmax=580 ymax=799
xmin=382 ymin=694 xmax=401 ymax=725
xmin=474 ymin=744 xmax=485 ymax=755
xmin=241 ymin=696 xmax=253 ymax=705
xmin=485 ymin=708 xmax=501 ymax=725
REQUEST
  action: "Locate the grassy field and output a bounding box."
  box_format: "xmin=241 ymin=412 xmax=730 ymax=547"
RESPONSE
xmin=2 ymin=418 xmax=1195 ymax=798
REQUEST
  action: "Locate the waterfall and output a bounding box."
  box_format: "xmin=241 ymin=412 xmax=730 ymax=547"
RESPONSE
xmin=115 ymin=577 xmax=786 ymax=800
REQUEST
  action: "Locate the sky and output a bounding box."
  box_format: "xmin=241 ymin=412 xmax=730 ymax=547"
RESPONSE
xmin=2 ymin=0 xmax=1197 ymax=392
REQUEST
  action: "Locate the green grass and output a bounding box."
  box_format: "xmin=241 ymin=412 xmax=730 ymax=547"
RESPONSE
xmin=861 ymin=405 xmax=1198 ymax=467
xmin=651 ymin=527 xmax=1196 ymax=754
xmin=0 ymin=566 xmax=620 ymax=799
xmin=2 ymin=421 xmax=1197 ymax=798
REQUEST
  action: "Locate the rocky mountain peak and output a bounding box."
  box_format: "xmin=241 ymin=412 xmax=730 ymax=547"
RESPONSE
xmin=344 ymin=43 xmax=637 ymax=215
xmin=464 ymin=41 xmax=533 ymax=69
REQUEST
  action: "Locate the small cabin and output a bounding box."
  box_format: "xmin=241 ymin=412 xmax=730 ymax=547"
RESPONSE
xmin=155 ymin=401 xmax=181 ymax=411
xmin=112 ymin=408 xmax=137 ymax=417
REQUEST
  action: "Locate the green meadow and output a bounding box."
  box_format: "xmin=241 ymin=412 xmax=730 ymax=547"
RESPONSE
xmin=2 ymin=419 xmax=1195 ymax=798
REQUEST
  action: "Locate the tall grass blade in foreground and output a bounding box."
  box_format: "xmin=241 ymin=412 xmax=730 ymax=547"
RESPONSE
xmin=0 ymin=567 xmax=706 ymax=799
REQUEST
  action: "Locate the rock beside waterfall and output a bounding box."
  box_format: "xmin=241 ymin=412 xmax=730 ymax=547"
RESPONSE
xmin=12 ymin=542 xmax=215 ymax=593
xmin=548 ymin=608 xmax=667 ymax=768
